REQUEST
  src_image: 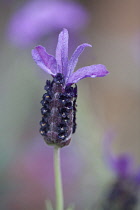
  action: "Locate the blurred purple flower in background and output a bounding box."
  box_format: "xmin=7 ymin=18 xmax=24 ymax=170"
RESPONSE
xmin=104 ymin=132 xmax=140 ymax=181
xmin=7 ymin=0 xmax=89 ymax=47
xmin=101 ymin=133 xmax=140 ymax=210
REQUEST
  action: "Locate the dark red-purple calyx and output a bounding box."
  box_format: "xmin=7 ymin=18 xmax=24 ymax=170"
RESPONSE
xmin=40 ymin=73 xmax=77 ymax=147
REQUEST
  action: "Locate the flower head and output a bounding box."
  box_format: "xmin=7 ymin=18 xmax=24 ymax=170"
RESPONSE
xmin=32 ymin=29 xmax=109 ymax=147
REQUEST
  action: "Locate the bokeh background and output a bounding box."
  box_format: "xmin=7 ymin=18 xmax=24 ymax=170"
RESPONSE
xmin=0 ymin=0 xmax=140 ymax=209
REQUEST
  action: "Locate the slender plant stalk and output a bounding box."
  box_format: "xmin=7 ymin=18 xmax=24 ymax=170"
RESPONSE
xmin=45 ymin=200 xmax=53 ymax=210
xmin=54 ymin=146 xmax=64 ymax=210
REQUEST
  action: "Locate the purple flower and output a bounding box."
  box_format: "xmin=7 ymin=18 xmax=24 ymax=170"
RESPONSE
xmin=32 ymin=29 xmax=109 ymax=147
xmin=102 ymin=133 xmax=140 ymax=210
xmin=32 ymin=28 xmax=109 ymax=85
xmin=7 ymin=0 xmax=89 ymax=47
xmin=104 ymin=132 xmax=140 ymax=183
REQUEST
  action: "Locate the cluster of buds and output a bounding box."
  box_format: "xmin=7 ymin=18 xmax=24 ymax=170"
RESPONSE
xmin=40 ymin=73 xmax=77 ymax=147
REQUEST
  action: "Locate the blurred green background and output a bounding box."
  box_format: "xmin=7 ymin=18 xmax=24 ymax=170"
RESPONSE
xmin=0 ymin=0 xmax=140 ymax=209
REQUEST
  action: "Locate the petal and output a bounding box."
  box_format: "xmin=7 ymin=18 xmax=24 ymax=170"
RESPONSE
xmin=32 ymin=45 xmax=57 ymax=75
xmin=55 ymin=28 xmax=69 ymax=76
xmin=67 ymin=64 xmax=109 ymax=84
xmin=66 ymin=43 xmax=92 ymax=81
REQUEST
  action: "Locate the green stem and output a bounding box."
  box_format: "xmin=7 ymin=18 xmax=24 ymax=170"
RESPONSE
xmin=54 ymin=146 xmax=64 ymax=210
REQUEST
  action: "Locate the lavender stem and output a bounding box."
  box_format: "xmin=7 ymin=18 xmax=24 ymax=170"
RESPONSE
xmin=54 ymin=146 xmax=64 ymax=210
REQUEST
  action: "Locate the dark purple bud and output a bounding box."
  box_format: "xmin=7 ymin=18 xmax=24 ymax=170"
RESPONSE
xmin=44 ymin=80 xmax=52 ymax=91
xmin=40 ymin=99 xmax=46 ymax=106
xmin=41 ymin=107 xmax=48 ymax=115
xmin=40 ymin=121 xmax=47 ymax=129
xmin=53 ymin=73 xmax=65 ymax=85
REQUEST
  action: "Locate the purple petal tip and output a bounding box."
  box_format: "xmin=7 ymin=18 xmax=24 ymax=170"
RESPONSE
xmin=92 ymin=64 xmax=109 ymax=77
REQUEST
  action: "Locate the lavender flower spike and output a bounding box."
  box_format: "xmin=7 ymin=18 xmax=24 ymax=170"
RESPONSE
xmin=32 ymin=29 xmax=109 ymax=147
xmin=102 ymin=133 xmax=140 ymax=210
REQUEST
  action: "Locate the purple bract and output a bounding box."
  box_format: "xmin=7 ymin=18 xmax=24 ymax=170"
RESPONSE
xmin=32 ymin=28 xmax=109 ymax=85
